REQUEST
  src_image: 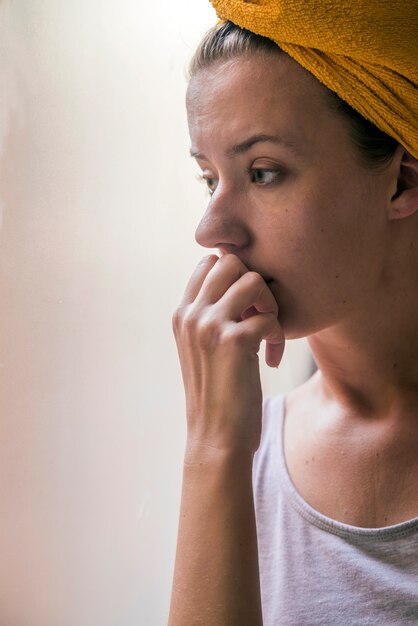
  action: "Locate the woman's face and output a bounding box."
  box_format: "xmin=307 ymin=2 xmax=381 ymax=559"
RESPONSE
xmin=186 ymin=53 xmax=396 ymax=339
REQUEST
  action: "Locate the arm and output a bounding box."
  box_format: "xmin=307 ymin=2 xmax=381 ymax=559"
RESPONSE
xmin=168 ymin=254 xmax=285 ymax=626
xmin=168 ymin=445 xmax=262 ymax=626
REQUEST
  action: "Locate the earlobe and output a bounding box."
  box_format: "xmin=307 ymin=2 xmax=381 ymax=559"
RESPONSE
xmin=389 ymin=150 xmax=418 ymax=220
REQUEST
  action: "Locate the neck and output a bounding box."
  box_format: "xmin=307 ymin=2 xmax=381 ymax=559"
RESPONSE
xmin=308 ymin=279 xmax=418 ymax=420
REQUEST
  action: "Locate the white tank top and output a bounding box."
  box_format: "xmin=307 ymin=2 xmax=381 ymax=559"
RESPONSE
xmin=252 ymin=395 xmax=418 ymax=625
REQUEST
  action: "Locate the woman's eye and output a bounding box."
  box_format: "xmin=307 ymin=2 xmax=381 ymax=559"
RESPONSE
xmin=250 ymin=168 xmax=284 ymax=185
xmin=199 ymin=175 xmax=218 ymax=195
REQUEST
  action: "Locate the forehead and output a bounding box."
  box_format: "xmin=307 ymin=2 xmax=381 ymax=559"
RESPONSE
xmin=186 ymin=53 xmax=338 ymax=155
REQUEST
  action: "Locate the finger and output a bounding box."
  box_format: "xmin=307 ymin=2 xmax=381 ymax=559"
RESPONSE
xmin=241 ymin=305 xmax=258 ymax=320
xmin=225 ymin=311 xmax=284 ymax=352
xmin=194 ymin=253 xmax=249 ymax=306
xmin=180 ymin=255 xmax=219 ymax=305
xmin=236 ymin=313 xmax=285 ymax=368
xmin=242 ymin=312 xmax=284 ymax=346
xmin=265 ymin=340 xmax=286 ymax=368
xmin=216 ymin=271 xmax=278 ymax=322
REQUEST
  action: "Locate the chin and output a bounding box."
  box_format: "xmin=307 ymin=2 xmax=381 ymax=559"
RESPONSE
xmin=279 ymin=306 xmax=326 ymax=341
xmin=274 ymin=284 xmax=333 ymax=340
xmin=278 ymin=312 xmax=307 ymax=341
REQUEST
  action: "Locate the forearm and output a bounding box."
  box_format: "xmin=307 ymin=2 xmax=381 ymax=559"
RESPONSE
xmin=168 ymin=444 xmax=263 ymax=626
xmin=169 ymin=254 xmax=283 ymax=624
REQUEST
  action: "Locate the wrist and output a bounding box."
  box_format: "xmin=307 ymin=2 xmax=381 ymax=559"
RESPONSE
xmin=184 ymin=439 xmax=255 ymax=469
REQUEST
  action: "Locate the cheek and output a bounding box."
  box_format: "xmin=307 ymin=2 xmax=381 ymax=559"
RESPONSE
xmin=262 ymin=171 xmax=384 ymax=336
xmin=263 ymin=172 xmax=381 ymax=282
xmin=270 ymin=197 xmax=369 ymax=300
xmin=267 ymin=197 xmax=343 ymax=272
xmin=290 ymin=183 xmax=376 ymax=266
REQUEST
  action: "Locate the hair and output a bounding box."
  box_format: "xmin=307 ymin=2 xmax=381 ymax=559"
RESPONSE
xmin=188 ymin=21 xmax=399 ymax=169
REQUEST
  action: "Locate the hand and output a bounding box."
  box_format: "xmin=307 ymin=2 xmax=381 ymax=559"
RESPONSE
xmin=172 ymin=253 xmax=285 ymax=454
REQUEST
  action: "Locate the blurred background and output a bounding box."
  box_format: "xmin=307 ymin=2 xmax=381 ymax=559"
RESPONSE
xmin=0 ymin=1 xmax=313 ymax=625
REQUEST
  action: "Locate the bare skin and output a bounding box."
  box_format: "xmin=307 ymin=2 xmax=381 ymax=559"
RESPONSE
xmin=169 ymin=51 xmax=418 ymax=625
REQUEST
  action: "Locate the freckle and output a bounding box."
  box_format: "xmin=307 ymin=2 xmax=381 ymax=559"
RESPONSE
xmin=393 ymin=362 xmax=397 ymax=369
xmin=343 ymin=300 xmax=346 ymax=304
xmin=305 ymin=460 xmax=309 ymax=465
xmin=384 ymin=517 xmax=388 ymax=522
xmin=320 ymin=229 xmax=324 ymax=233
xmin=335 ymin=274 xmax=339 ymax=279
xmin=311 ymin=456 xmax=315 ymax=462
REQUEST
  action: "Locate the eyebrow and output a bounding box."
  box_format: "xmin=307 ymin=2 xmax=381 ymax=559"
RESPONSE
xmin=190 ymin=133 xmax=300 ymax=161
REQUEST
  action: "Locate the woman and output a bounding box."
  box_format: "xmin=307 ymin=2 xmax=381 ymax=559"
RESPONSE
xmin=169 ymin=1 xmax=418 ymax=624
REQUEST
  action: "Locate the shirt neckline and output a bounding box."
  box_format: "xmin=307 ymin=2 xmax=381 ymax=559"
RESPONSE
xmin=274 ymin=394 xmax=418 ymax=541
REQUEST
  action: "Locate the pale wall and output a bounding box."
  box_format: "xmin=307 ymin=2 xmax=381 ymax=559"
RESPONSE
xmin=0 ymin=2 xmax=312 ymax=625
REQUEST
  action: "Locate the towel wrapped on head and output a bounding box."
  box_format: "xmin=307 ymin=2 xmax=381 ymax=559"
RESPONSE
xmin=210 ymin=0 xmax=418 ymax=159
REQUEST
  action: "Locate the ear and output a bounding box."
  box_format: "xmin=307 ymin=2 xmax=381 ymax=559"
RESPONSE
xmin=389 ymin=149 xmax=418 ymax=220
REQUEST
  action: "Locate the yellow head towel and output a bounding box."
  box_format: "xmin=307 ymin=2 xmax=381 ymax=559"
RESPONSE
xmin=210 ymin=0 xmax=418 ymax=159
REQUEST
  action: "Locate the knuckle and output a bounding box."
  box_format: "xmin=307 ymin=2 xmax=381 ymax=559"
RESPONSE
xmin=219 ymin=253 xmax=241 ymax=271
xmin=172 ymin=306 xmax=199 ymax=335
xmin=182 ymin=307 xmax=199 ymax=331
xmin=197 ymin=315 xmax=220 ymax=351
xmin=244 ymin=271 xmax=263 ymax=287
xmin=176 ymin=306 xmax=221 ymax=352
xmin=206 ymin=253 xmax=219 ymax=264
xmin=198 ymin=254 xmax=218 ymax=269
xmin=172 ymin=308 xmax=183 ymax=333
xmin=220 ymin=323 xmax=249 ymax=348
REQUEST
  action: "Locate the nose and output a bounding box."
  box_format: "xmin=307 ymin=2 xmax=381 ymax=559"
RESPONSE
xmin=194 ymin=189 xmax=251 ymax=253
